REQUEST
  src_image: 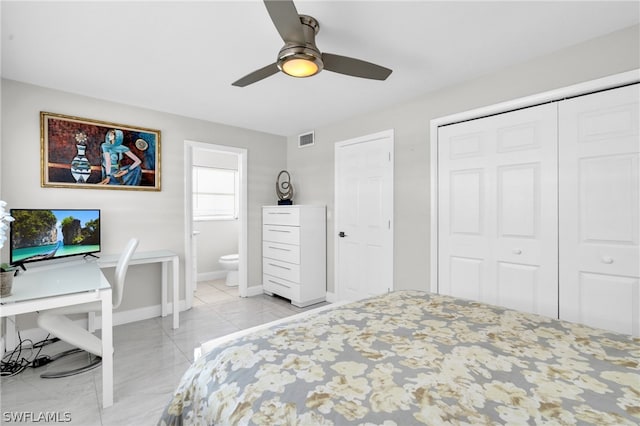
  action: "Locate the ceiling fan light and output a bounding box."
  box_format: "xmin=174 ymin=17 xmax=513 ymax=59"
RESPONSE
xmin=277 ymin=45 xmax=323 ymax=78
xmin=282 ymin=58 xmax=319 ymax=77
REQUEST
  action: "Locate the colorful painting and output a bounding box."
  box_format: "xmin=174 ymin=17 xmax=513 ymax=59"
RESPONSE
xmin=40 ymin=112 xmax=161 ymax=190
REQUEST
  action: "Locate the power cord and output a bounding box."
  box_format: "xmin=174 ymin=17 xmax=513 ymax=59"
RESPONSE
xmin=0 ymin=333 xmax=58 ymax=377
xmin=30 ymin=355 xmax=53 ymax=368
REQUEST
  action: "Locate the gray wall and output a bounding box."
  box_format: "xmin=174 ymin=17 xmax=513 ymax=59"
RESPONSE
xmin=287 ymin=24 xmax=640 ymax=294
xmin=0 ymin=79 xmax=286 ymax=328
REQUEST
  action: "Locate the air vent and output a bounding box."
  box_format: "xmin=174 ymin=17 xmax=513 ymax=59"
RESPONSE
xmin=298 ymin=131 xmax=315 ymax=148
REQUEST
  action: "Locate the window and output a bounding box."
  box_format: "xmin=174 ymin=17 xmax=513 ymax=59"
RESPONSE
xmin=192 ymin=166 xmax=238 ymax=220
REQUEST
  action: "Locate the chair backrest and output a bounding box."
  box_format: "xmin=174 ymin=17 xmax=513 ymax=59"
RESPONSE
xmin=112 ymin=238 xmax=139 ymax=309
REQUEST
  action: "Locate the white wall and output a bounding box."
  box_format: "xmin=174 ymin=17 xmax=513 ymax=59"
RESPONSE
xmin=0 ymin=79 xmax=286 ymax=328
xmin=287 ymin=24 xmax=640 ymax=294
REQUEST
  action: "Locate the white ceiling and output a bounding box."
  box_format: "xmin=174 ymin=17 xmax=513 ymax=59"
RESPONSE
xmin=2 ymin=1 xmax=638 ymax=136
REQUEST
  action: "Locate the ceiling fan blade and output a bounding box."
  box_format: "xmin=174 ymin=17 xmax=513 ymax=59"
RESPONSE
xmin=264 ymin=0 xmax=305 ymax=45
xmin=322 ymin=53 xmax=392 ymax=81
xmin=232 ymin=63 xmax=280 ymax=87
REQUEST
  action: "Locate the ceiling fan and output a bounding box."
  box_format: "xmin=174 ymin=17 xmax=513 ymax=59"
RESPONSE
xmin=232 ymin=0 xmax=393 ymax=87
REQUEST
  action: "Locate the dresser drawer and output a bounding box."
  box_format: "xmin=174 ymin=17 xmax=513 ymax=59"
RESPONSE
xmin=263 ymin=207 xmax=300 ymax=226
xmin=263 ymin=225 xmax=300 ymax=245
xmin=263 ymin=241 xmax=300 ymax=264
xmin=263 ymin=274 xmax=301 ymax=301
xmin=263 ymin=258 xmax=300 ymax=283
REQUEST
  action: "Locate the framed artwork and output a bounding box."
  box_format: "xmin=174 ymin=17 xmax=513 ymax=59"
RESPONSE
xmin=40 ymin=112 xmax=161 ymax=191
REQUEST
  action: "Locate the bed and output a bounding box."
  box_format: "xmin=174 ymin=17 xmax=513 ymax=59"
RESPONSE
xmin=158 ymin=290 xmax=639 ymax=425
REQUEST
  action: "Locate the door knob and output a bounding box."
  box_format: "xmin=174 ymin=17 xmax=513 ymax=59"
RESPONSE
xmin=339 ymin=231 xmax=347 ymax=238
xmin=512 ymin=249 xmax=522 ymax=255
xmin=602 ymin=256 xmax=614 ymax=264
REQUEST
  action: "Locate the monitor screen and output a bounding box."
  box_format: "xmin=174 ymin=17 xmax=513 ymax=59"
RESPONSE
xmin=9 ymin=209 xmax=101 ymax=267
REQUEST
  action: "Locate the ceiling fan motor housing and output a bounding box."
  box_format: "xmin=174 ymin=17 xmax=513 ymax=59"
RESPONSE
xmin=232 ymin=1 xmax=392 ymax=87
xmin=277 ymin=15 xmax=323 ymax=76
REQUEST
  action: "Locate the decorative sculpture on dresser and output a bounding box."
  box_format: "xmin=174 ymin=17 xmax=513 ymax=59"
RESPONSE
xmin=276 ymin=170 xmax=294 ymax=205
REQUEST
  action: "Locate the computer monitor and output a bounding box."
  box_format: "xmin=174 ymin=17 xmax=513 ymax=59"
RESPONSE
xmin=10 ymin=208 xmax=101 ymax=269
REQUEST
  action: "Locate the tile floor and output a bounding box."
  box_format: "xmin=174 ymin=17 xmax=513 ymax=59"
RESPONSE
xmin=0 ymin=280 xmax=327 ymax=425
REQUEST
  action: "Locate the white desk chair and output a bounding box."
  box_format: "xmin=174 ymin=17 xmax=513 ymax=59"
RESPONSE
xmin=37 ymin=238 xmax=139 ymax=378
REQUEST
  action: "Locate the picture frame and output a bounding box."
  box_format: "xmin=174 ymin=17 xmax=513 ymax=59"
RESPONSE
xmin=40 ymin=112 xmax=161 ymax=191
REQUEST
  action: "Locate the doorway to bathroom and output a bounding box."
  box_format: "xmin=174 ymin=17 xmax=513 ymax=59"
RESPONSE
xmin=184 ymin=141 xmax=248 ymax=309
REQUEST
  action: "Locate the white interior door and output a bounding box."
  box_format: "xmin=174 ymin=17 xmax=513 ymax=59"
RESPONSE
xmin=335 ymin=130 xmax=394 ymax=302
xmin=438 ymin=103 xmax=559 ymax=317
xmin=559 ymin=84 xmax=640 ymax=336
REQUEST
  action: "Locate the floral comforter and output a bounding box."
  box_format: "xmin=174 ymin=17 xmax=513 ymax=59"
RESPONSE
xmin=159 ymin=290 xmax=639 ymax=425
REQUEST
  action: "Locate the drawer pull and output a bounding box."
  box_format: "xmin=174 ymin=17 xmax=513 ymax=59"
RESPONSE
xmin=268 ymin=279 xmax=290 ymax=289
xmin=269 ymin=263 xmax=291 ymax=270
xmin=602 ymin=256 xmax=614 ymax=264
xmin=269 ymin=229 xmax=291 ymax=233
xmin=268 ymin=246 xmax=291 ymax=251
xmin=268 ymin=212 xmax=291 ymax=215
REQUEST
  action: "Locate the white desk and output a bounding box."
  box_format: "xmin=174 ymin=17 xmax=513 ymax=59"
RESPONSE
xmin=97 ymin=250 xmax=180 ymax=329
xmin=0 ymin=260 xmax=114 ymax=408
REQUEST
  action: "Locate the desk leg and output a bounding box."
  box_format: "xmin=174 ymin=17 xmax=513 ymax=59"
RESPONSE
xmin=88 ymin=312 xmax=96 ymax=333
xmin=172 ymin=256 xmax=179 ymax=329
xmin=161 ymin=262 xmax=168 ymax=318
xmin=4 ymin=315 xmax=16 ymax=351
xmin=101 ymin=289 xmax=113 ymax=408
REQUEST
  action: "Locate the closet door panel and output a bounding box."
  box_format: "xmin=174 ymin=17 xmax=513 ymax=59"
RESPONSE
xmin=575 ymin=273 xmax=639 ymax=336
xmin=449 ymin=256 xmax=484 ymax=301
xmin=493 ymin=107 xmax=558 ymax=318
xmin=438 ymin=103 xmax=558 ymax=316
xmin=498 ymin=164 xmax=538 ymax=238
xmin=559 ymin=84 xmax=640 ymax=336
xmin=497 ymin=262 xmax=539 ymax=314
xmin=496 ymin=163 xmax=545 ymax=264
xmin=438 ymin=122 xmax=492 ymax=303
xmin=579 ymin=154 xmax=639 ymax=276
xmin=449 ymin=170 xmax=483 ymax=234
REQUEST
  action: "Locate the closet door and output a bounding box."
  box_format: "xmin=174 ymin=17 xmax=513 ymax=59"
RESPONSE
xmin=559 ymin=84 xmax=640 ymax=336
xmin=438 ymin=103 xmax=558 ymax=317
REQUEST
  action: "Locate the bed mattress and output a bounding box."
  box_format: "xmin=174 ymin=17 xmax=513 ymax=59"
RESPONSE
xmin=159 ymin=290 xmax=639 ymax=425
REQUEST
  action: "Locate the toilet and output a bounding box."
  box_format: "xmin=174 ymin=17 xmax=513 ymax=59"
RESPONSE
xmin=218 ymin=254 xmax=239 ymax=287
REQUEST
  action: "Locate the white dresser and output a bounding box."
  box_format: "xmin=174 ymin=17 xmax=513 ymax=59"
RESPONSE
xmin=262 ymin=205 xmax=326 ymax=307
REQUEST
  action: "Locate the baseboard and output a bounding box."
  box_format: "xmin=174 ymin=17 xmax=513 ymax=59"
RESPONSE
xmin=5 ymin=300 xmax=188 ymax=351
xmin=254 ymin=286 xmax=335 ymax=303
xmin=95 ymin=300 xmax=188 ymax=327
xmin=5 ymin=291 xmax=335 ymax=352
xmin=198 ymin=270 xmax=226 ymax=281
xmin=247 ymin=285 xmax=265 ymax=297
